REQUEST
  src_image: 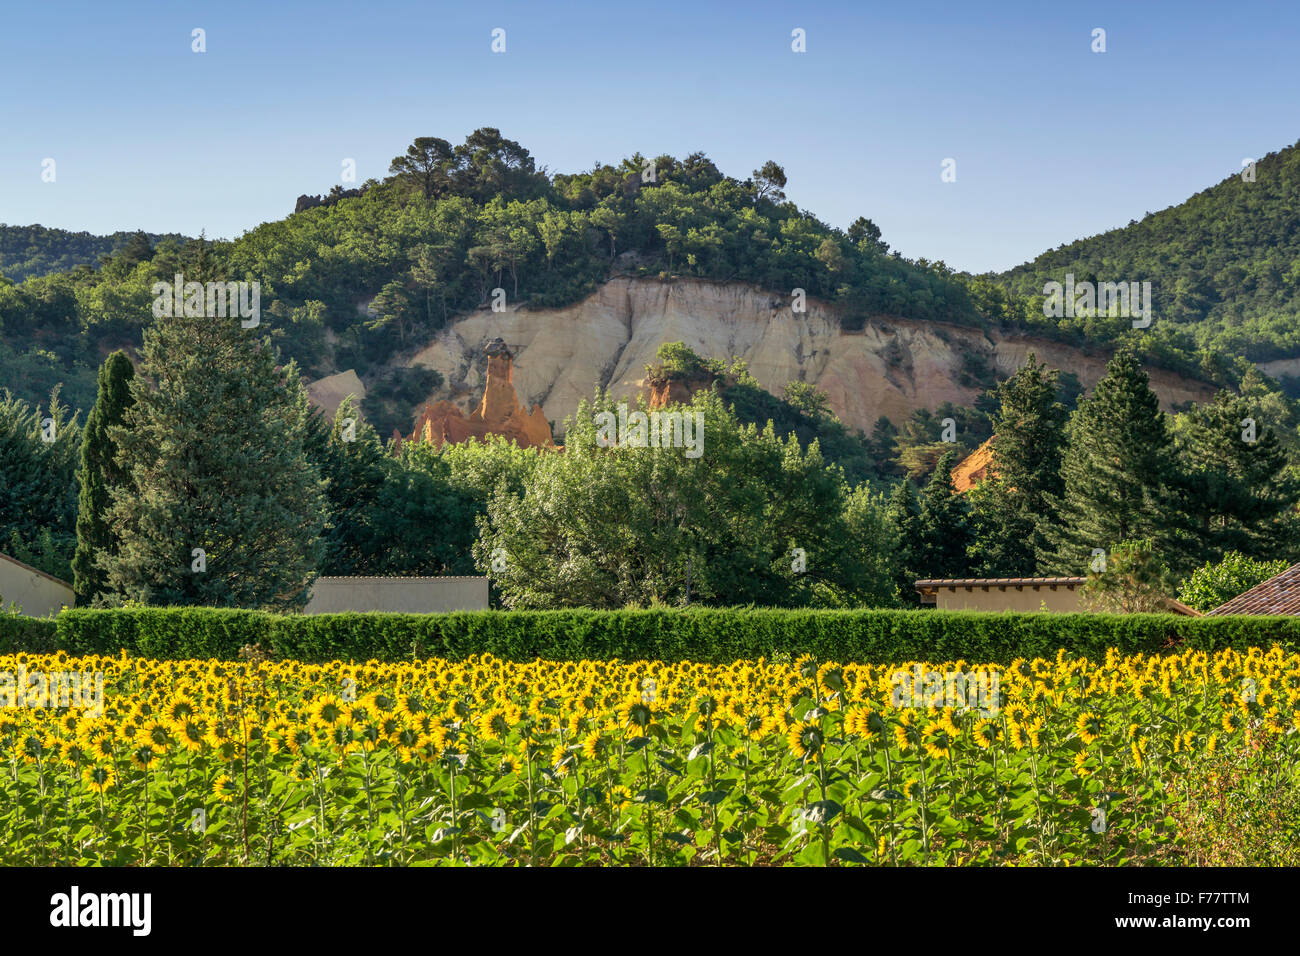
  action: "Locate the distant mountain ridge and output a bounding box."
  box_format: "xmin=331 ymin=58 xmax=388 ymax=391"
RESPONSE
xmin=0 ymin=224 xmax=189 ymax=283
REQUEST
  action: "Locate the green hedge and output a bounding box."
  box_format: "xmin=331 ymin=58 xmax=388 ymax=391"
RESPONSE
xmin=0 ymin=615 xmax=59 ymax=654
xmin=5 ymin=607 xmax=1298 ymax=664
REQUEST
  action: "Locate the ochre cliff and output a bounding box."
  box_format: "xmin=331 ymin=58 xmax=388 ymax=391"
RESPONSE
xmin=403 ymin=338 xmax=554 ymax=450
xmin=951 ymin=438 xmax=996 ymax=493
xmin=401 ymin=277 xmax=1218 ymax=438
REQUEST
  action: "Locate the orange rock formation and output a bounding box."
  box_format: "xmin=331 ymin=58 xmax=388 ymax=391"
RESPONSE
xmin=400 ymin=339 xmax=554 ymax=451
xmin=951 ymin=437 xmax=996 ymax=493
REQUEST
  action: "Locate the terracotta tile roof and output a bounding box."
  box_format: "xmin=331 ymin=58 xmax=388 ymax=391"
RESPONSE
xmin=312 ymin=576 xmax=488 ymax=582
xmin=1206 ymin=562 xmax=1300 ymax=615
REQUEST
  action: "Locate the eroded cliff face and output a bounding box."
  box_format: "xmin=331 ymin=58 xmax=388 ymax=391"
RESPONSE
xmin=401 ymin=277 xmax=1217 ymax=438
xmin=405 ymin=345 xmax=554 ymax=450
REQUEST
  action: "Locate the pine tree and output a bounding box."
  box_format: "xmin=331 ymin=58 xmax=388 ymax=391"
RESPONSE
xmin=1168 ymin=391 xmax=1300 ymax=568
xmin=103 ymin=309 xmax=325 ymax=609
xmin=968 ymin=355 xmax=1068 ymax=574
xmin=71 ymin=351 xmax=135 ymax=605
xmin=917 ymin=449 xmax=973 ymax=578
xmin=1048 ymin=348 xmax=1175 ymax=574
xmin=886 ymin=478 xmax=922 ymax=604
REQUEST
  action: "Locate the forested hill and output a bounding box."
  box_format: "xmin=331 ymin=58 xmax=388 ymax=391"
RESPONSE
xmin=992 ymin=139 xmax=1300 ymax=363
xmin=0 ymin=225 xmax=188 ymax=283
xmin=0 ymin=129 xmax=985 ymax=413
xmin=6 ymin=128 xmax=1298 ymax=422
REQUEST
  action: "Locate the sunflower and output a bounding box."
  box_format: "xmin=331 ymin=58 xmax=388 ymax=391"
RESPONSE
xmin=88 ymin=733 xmax=116 ymax=761
xmin=137 ymin=719 xmax=173 ymax=752
xmin=211 ymin=773 xmax=238 ymax=803
xmin=174 ymin=718 xmax=208 ymax=752
xmin=786 ymin=719 xmax=824 ymax=759
xmin=165 ymin=696 xmax=198 ymax=724
xmin=1221 ymin=710 xmax=1245 ymax=735
xmin=130 ymin=744 xmax=160 ymax=771
xmin=476 ymin=709 xmax=510 ymax=742
xmin=83 ymin=764 xmax=115 ymax=794
xmin=1130 ymin=737 xmax=1148 ymax=768
xmin=1073 ymin=750 xmax=1092 ymax=778
xmin=971 ymin=719 xmax=1001 ymax=750
xmin=498 ymin=753 xmax=520 ymax=776
xmin=619 ymin=698 xmax=657 ymax=732
xmin=310 ymin=695 xmax=348 ymax=727
xmin=1075 ymin=711 xmax=1104 ymax=745
xmin=1008 ymin=721 xmax=1031 ymax=751
xmin=922 ymin=721 xmax=955 ymax=760
xmin=581 ymin=730 xmax=605 ymax=761
xmin=550 ymin=743 xmax=571 ymax=776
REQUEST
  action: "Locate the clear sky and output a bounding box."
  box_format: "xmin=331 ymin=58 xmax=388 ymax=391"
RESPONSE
xmin=1 ymin=0 xmax=1295 ymax=274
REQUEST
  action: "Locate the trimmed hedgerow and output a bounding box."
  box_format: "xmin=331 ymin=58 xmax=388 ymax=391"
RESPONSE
xmin=20 ymin=606 xmax=1300 ymax=664
xmin=0 ymin=615 xmax=59 ymax=654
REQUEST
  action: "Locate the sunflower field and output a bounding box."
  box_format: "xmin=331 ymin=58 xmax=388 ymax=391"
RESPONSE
xmin=1 ymin=646 xmax=1298 ymax=866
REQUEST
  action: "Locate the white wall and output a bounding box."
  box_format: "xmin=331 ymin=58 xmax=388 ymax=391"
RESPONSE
xmin=0 ymin=555 xmax=74 ymax=617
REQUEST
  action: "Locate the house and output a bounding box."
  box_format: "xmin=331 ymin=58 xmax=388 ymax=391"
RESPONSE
xmin=915 ymin=576 xmax=1201 ymax=615
xmin=1205 ymin=562 xmax=1300 ymax=615
xmin=304 ymin=576 xmax=489 ymax=613
xmin=915 ymin=576 xmax=1088 ymax=612
xmin=0 ymin=552 xmax=74 ymax=617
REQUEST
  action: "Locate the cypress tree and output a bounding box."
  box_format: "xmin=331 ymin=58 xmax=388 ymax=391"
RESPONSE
xmin=1048 ymin=348 xmax=1175 ymax=573
xmin=103 ymin=307 xmax=325 ymax=610
xmin=71 ymin=351 xmax=135 ymax=605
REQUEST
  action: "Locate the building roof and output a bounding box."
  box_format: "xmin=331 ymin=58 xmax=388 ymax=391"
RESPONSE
xmin=0 ymin=551 xmax=74 ymax=591
xmin=915 ymin=577 xmax=1086 ymax=589
xmin=312 ymin=576 xmax=488 ymax=583
xmin=1206 ymin=562 xmax=1300 ymax=615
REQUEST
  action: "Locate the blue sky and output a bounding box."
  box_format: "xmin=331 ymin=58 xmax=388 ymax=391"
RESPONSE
xmin=1 ymin=0 xmax=1295 ymax=273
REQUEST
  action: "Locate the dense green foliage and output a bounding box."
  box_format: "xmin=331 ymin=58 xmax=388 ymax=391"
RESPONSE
xmin=1179 ymin=551 xmax=1291 ymax=613
xmin=9 ymin=606 xmax=1299 ymax=664
xmin=968 ymin=355 xmax=1067 ymax=576
xmin=0 ymin=611 xmax=57 ymax=649
xmin=102 ymin=309 xmax=325 ymax=610
xmin=0 ymin=225 xmax=185 ymax=283
xmin=0 ymin=388 xmax=80 ymax=580
xmin=474 ymin=388 xmax=897 ymax=609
